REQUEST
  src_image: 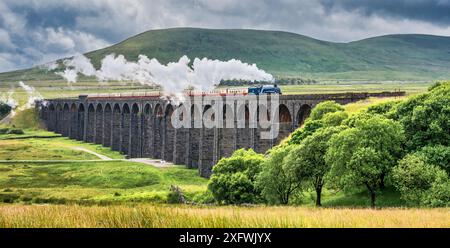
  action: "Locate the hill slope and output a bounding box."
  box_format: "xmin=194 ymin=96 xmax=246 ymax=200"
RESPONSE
xmin=1 ymin=28 xmax=450 ymax=81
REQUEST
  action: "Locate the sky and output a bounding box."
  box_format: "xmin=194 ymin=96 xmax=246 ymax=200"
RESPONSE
xmin=1 ymin=0 xmax=450 ymax=73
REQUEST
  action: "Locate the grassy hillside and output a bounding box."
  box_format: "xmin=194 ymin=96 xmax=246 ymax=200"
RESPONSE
xmin=1 ymin=28 xmax=450 ymax=81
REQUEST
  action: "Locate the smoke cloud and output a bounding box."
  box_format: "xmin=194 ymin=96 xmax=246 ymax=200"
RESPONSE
xmin=18 ymin=81 xmax=43 ymax=109
xmin=0 ymin=89 xmax=18 ymax=109
xmin=56 ymin=54 xmax=273 ymax=95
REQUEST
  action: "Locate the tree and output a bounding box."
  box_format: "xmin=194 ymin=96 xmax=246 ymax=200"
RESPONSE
xmin=0 ymin=102 xmax=12 ymax=119
xmin=309 ymin=101 xmax=344 ymax=120
xmin=392 ymin=154 xmax=450 ymax=207
xmin=287 ymin=126 xmax=345 ymax=206
xmin=257 ymin=145 xmax=304 ymax=204
xmin=415 ymin=145 xmax=450 ymax=174
xmin=289 ymin=101 xmax=345 ymax=145
xmin=326 ymin=115 xmax=405 ymax=208
xmin=392 ymin=82 xmax=450 ymax=151
xmin=208 ymin=149 xmax=264 ymax=204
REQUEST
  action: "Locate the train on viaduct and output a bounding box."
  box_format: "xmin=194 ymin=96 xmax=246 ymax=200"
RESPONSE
xmin=37 ymin=91 xmax=404 ymax=178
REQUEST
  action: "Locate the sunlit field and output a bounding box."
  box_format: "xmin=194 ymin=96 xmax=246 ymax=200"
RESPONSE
xmin=0 ymin=204 xmax=448 ymax=228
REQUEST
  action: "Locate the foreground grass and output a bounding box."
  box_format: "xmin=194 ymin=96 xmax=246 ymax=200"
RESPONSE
xmin=0 ymin=204 xmax=448 ymax=228
xmin=0 ymin=161 xmax=207 ymax=204
xmin=0 ymin=133 xmax=124 ymax=160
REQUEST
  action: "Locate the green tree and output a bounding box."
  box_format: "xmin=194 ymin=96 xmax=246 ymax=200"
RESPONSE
xmin=415 ymin=145 xmax=450 ymax=174
xmin=287 ymin=126 xmax=345 ymax=206
xmin=326 ymin=115 xmax=405 ymax=208
xmin=208 ymin=149 xmax=264 ymax=204
xmin=289 ymin=101 xmax=345 ymax=145
xmin=392 ymin=82 xmax=450 ymax=151
xmin=309 ymin=101 xmax=344 ymax=120
xmin=257 ymin=145 xmax=304 ymax=204
xmin=392 ymin=154 xmax=450 ymax=207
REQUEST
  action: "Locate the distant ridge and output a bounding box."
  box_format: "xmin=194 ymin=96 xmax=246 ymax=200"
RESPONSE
xmin=1 ymin=28 xmax=450 ymax=81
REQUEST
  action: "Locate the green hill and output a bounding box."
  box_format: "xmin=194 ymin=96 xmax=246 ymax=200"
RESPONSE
xmin=1 ymin=28 xmax=450 ymax=81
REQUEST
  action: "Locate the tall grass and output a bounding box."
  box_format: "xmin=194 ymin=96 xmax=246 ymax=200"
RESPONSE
xmin=0 ymin=205 xmax=448 ymax=228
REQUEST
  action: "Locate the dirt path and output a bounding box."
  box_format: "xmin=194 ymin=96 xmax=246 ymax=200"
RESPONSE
xmin=128 ymin=158 xmax=175 ymax=168
xmin=72 ymin=147 xmax=113 ymax=160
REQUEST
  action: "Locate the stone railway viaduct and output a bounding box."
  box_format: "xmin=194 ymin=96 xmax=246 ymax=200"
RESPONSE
xmin=38 ymin=91 xmax=404 ymax=177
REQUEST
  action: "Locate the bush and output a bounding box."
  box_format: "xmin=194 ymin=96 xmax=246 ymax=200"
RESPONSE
xmin=309 ymin=101 xmax=344 ymax=120
xmin=415 ymin=145 xmax=450 ymax=174
xmin=208 ymin=149 xmax=264 ymax=204
xmin=392 ymin=82 xmax=450 ymax=151
xmin=392 ymin=154 xmax=449 ymax=207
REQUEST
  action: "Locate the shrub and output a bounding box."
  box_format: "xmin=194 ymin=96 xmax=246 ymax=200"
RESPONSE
xmin=415 ymin=145 xmax=450 ymax=174
xmin=208 ymin=149 xmax=264 ymax=204
xmin=309 ymin=101 xmax=344 ymax=120
xmin=392 ymin=154 xmax=449 ymax=207
xmin=6 ymin=128 xmax=24 ymax=135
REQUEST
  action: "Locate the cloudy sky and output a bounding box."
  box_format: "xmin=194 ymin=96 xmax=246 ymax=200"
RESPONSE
xmin=1 ymin=0 xmax=450 ymax=73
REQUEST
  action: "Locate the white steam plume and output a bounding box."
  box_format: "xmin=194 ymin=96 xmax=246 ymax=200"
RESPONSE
xmin=0 ymin=89 xmax=18 ymax=109
xmin=56 ymin=54 xmax=273 ymax=95
xmin=18 ymin=81 xmax=43 ymax=109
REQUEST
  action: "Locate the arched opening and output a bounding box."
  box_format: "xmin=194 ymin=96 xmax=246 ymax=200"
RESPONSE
xmin=130 ymin=103 xmax=140 ymax=158
xmin=236 ymin=104 xmax=251 ymax=150
xmin=86 ymin=104 xmax=95 ymax=143
xmin=188 ymin=104 xmax=201 ymax=168
xmin=69 ymin=103 xmax=78 ymax=139
xmin=153 ymin=104 xmax=164 ymax=159
xmin=200 ymin=104 xmax=215 ymax=177
xmin=48 ymin=104 xmax=55 ymax=131
xmin=111 ymin=103 xmax=121 ymax=151
xmin=77 ymin=104 xmax=85 ymax=141
xmin=62 ymin=103 xmax=70 ymax=136
xmin=296 ymin=104 xmax=312 ymax=127
xmin=163 ymin=104 xmax=174 ymax=162
xmin=279 ymin=104 xmax=292 ymax=123
xmin=103 ymin=104 xmax=112 ymax=147
xmin=95 ymin=104 xmax=103 ymax=144
xmin=55 ymin=104 xmax=62 ymax=134
xmin=277 ymin=104 xmax=292 ymax=145
xmin=142 ymin=103 xmax=153 ymax=157
xmin=219 ymin=104 xmax=235 ymax=159
xmin=121 ymin=103 xmax=131 ymax=155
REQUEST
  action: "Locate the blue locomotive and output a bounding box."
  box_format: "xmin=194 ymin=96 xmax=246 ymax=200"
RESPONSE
xmin=248 ymin=84 xmax=282 ymax=95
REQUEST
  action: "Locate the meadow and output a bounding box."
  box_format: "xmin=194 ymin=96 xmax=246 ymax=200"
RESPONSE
xmin=0 ymin=204 xmax=448 ymax=228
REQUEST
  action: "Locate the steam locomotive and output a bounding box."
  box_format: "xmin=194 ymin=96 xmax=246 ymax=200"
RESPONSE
xmin=248 ymin=84 xmax=282 ymax=95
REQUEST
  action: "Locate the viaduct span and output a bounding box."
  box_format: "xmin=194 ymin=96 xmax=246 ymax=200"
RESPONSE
xmin=38 ymin=91 xmax=404 ymax=177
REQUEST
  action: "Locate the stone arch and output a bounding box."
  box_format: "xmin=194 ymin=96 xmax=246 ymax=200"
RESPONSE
xmin=163 ymin=104 xmax=175 ymax=162
xmin=48 ymin=104 xmax=55 ymax=131
xmin=77 ymin=103 xmax=85 ymax=141
xmin=279 ymin=104 xmax=292 ymax=123
xmin=55 ymin=103 xmax=62 ymax=134
xmin=199 ymin=104 xmax=215 ymax=177
xmin=219 ymin=103 xmax=235 ymax=159
xmin=111 ymin=103 xmax=121 ymax=151
xmin=130 ymin=103 xmax=141 ymax=158
xmin=296 ymin=104 xmax=312 ymax=127
xmin=86 ymin=103 xmax=95 ymax=143
xmin=236 ymin=104 xmax=252 ymax=150
xmin=69 ymin=103 xmax=78 ymax=139
xmin=142 ymin=103 xmax=153 ymax=157
xmin=277 ymin=104 xmax=293 ymax=145
xmin=103 ymin=103 xmax=112 ymax=147
xmin=121 ymin=103 xmax=131 ymax=155
xmin=95 ymin=103 xmax=103 ymax=144
xmin=188 ymin=104 xmax=201 ymax=168
xmin=152 ymin=103 xmax=164 ymax=159
xmin=255 ymin=105 xmax=272 ymax=153
xmin=173 ymin=103 xmax=189 ymax=164
xmin=62 ymin=103 xmax=70 ymax=136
